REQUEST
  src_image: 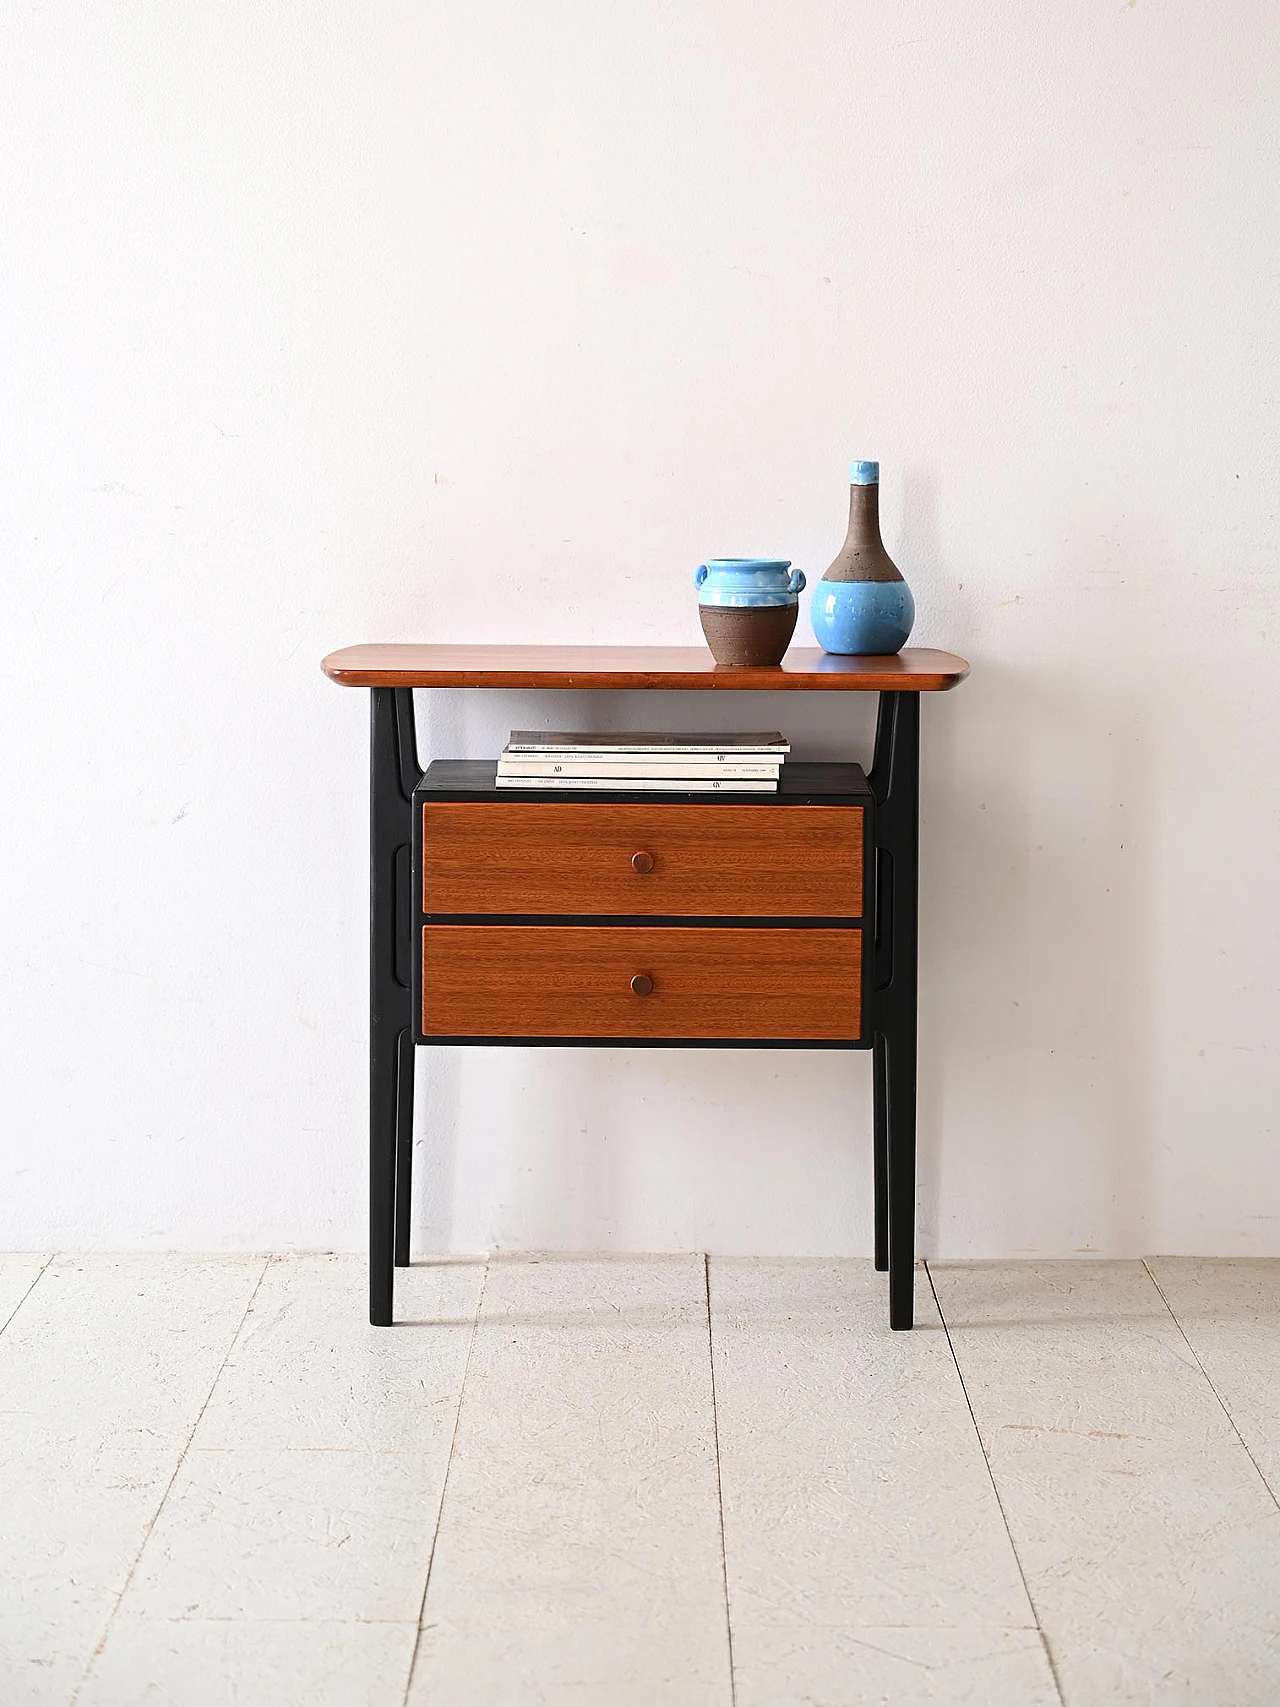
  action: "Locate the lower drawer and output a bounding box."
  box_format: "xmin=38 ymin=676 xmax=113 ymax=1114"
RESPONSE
xmin=421 ymin=924 xmax=861 ymax=1041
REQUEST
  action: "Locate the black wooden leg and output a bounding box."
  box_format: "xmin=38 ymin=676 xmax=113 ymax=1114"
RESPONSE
xmin=869 ymin=691 xmax=920 ymax=1330
xmin=884 ymin=1027 xmax=918 ymax=1329
xmin=393 ymin=1028 xmax=415 ymax=1266
xmin=369 ymin=1021 xmax=402 ymax=1327
xmin=872 ymin=1034 xmax=888 ymax=1271
xmin=369 ymin=687 xmax=419 ymax=1325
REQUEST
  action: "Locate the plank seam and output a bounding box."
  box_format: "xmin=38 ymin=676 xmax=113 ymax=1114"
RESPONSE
xmin=924 ymin=1261 xmax=1067 ymax=1707
xmin=403 ymin=1253 xmax=491 ymax=1704
xmin=69 ymin=1253 xmax=272 ymax=1704
xmin=0 ymin=1252 xmax=55 ymax=1338
xmin=704 ymin=1254 xmax=738 ymax=1707
xmin=1142 ymin=1258 xmax=1280 ymax=1514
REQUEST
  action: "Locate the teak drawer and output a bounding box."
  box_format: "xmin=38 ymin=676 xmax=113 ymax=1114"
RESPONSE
xmin=421 ymin=802 xmax=864 ymax=918
xmin=421 ymin=924 xmax=861 ymax=1041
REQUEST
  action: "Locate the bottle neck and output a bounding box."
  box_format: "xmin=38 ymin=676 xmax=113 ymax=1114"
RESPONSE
xmin=847 ymin=482 xmax=882 ymax=547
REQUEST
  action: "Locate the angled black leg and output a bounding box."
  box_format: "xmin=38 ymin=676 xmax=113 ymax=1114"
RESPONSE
xmin=883 ymin=1027 xmax=917 ymax=1329
xmin=370 ymin=688 xmax=419 ymax=1325
xmin=393 ymin=1028 xmax=415 ymax=1267
xmin=872 ymin=1034 xmax=888 ymax=1271
xmin=869 ymin=691 xmax=920 ymax=1330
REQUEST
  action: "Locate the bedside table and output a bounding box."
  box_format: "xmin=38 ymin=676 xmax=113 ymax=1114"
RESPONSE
xmin=322 ymin=644 xmax=970 ymax=1330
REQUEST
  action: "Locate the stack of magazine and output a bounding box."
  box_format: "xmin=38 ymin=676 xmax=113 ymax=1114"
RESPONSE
xmin=496 ymin=730 xmax=790 ymax=793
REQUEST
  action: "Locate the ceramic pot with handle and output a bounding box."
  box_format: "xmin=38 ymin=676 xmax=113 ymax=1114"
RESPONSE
xmin=695 ymin=558 xmax=806 ymax=667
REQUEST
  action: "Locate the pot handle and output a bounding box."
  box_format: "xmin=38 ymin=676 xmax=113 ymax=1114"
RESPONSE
xmin=694 ymin=564 xmax=709 ymax=588
xmin=788 ymin=568 xmax=807 ymax=593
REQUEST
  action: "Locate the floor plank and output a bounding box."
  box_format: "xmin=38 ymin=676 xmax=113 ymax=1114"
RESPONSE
xmin=77 ymin=1616 xmax=417 ymax=1707
xmin=408 ymin=1254 xmax=732 ymax=1707
xmin=0 ymin=1254 xmax=50 ymax=1334
xmin=737 ymin=1627 xmax=1059 ymax=1706
xmin=86 ymin=1255 xmax=485 ymax=1692
xmin=932 ymin=1260 xmax=1280 ymax=1705
xmin=0 ymin=1254 xmax=265 ymax=1706
xmin=1147 ymin=1258 xmax=1280 ymax=1504
xmin=113 ymin=1444 xmax=456 ymax=1623
xmin=711 ymin=1259 xmax=1058 ymax=1707
xmin=8 ymin=1252 xmax=1280 ymax=1705
xmin=192 ymin=1252 xmax=488 ymax=1453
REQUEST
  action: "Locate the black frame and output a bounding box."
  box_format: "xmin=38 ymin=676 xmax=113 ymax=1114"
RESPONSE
xmin=367 ymin=687 xmax=920 ymax=1330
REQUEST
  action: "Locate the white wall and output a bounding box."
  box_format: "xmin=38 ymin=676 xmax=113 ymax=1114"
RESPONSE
xmin=3 ymin=1 xmax=1278 ymax=1258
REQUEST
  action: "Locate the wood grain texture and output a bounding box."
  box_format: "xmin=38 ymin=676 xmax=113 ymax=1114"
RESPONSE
xmin=421 ymin=924 xmax=860 ymax=1039
xmin=321 ymin=643 xmax=969 ymax=691
xmin=422 ymin=801 xmax=864 ymax=917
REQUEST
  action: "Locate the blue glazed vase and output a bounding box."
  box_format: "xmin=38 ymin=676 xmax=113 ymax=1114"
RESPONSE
xmin=694 ymin=558 xmax=805 ymax=607
xmin=810 ymin=462 xmax=914 ymax=656
xmin=695 ymin=558 xmax=806 ymax=666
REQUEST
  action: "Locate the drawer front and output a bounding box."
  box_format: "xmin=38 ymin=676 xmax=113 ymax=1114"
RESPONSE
xmin=422 ymin=802 xmax=864 ymax=918
xmin=422 ymin=924 xmax=861 ymax=1040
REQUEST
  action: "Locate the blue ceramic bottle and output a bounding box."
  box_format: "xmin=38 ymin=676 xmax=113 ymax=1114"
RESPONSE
xmin=810 ymin=461 xmax=914 ymax=655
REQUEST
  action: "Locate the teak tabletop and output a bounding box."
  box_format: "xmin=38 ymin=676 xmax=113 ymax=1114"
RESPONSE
xmin=321 ymin=643 xmax=969 ymax=692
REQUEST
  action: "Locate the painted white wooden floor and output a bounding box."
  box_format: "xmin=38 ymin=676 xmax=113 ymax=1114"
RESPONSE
xmin=2 ymin=1255 xmax=1278 ymax=1706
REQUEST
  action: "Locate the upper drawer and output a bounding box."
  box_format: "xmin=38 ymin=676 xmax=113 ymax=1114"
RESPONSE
xmin=421 ymin=801 xmax=864 ymax=918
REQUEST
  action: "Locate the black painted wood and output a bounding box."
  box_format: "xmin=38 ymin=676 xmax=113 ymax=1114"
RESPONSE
xmin=362 ymin=701 xmax=925 ymax=1332
xmin=416 ymin=757 xmax=870 ymax=803
xmin=369 ymin=688 xmax=420 ymax=1326
xmin=869 ymin=693 xmax=920 ymax=1330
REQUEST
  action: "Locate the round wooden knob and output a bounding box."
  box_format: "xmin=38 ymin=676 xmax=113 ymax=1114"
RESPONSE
xmin=630 ymin=973 xmax=654 ymax=997
xmin=631 ymin=851 xmax=654 ymax=874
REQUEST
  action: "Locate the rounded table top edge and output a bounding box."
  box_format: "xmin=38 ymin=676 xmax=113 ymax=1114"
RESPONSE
xmin=320 ymin=645 xmax=970 ymax=691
